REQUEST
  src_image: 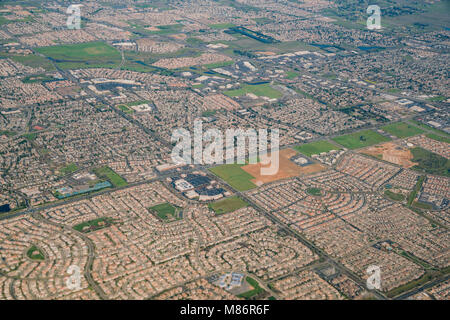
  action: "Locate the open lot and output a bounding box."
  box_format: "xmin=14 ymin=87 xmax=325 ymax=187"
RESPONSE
xmin=361 ymin=142 xmax=416 ymax=168
xmin=241 ymin=148 xmax=326 ymax=186
xmin=332 ymin=130 xmax=391 ymax=149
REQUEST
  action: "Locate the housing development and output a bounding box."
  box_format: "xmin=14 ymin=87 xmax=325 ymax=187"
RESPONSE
xmin=0 ymin=0 xmax=449 ymax=302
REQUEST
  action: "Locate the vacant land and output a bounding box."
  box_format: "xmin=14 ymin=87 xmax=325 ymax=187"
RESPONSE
xmin=382 ymin=122 xmax=425 ymax=138
xmin=294 ymin=140 xmax=341 ymax=156
xmin=241 ymin=148 xmax=326 ymax=186
xmin=333 ymin=130 xmax=391 ymax=149
xmin=37 ymin=42 xmax=121 ymax=69
xmin=209 ymin=197 xmax=248 ymax=215
xmin=410 ymin=147 xmax=449 ymax=177
xmin=209 ymin=164 xmax=257 ymax=191
xmin=361 ymin=142 xmax=416 ymax=168
xmin=224 ymin=83 xmax=282 ymax=99
xmin=93 ymin=166 xmax=128 ymax=187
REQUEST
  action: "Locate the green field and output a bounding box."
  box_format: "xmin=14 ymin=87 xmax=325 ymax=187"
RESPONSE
xmin=238 ymin=277 xmax=266 ymax=299
xmin=26 ymin=245 xmax=45 ymax=261
xmin=93 ymin=166 xmax=128 ymax=187
xmin=73 ymin=217 xmax=113 ymax=233
xmin=149 ymin=203 xmax=180 ymax=221
xmin=306 ymin=187 xmax=323 ymax=197
xmin=409 ymin=120 xmax=450 ymax=138
xmin=332 ymin=130 xmax=391 ymax=149
xmin=224 ymin=83 xmax=282 ymax=99
xmin=209 ymin=164 xmax=257 ymax=191
xmin=410 ymin=147 xmax=449 ymax=177
xmin=425 ymin=133 xmax=450 ymax=144
xmin=21 ymin=74 xmax=54 ymax=84
xmin=116 ymin=104 xmax=134 ymax=114
xmin=382 ymin=122 xmax=425 ymax=138
xmin=209 ymin=23 xmax=236 ymax=29
xmin=294 ymin=140 xmax=341 ymax=156
xmin=208 ymin=196 xmax=249 ymax=215
xmin=36 ymin=42 xmax=121 ymax=69
xmin=384 ymin=190 xmax=405 ymax=202
xmin=59 ymin=163 xmax=78 ymax=175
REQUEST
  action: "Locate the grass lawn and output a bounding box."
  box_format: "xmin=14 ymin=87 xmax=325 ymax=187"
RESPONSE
xmin=209 ymin=164 xmax=257 ymax=191
xmin=36 ymin=42 xmax=121 ymax=69
xmin=116 ymin=104 xmax=134 ymax=114
xmin=209 ymin=23 xmax=236 ymax=29
xmin=26 ymin=245 xmax=45 ymax=261
xmin=93 ymin=166 xmax=128 ymax=187
xmin=149 ymin=203 xmax=180 ymax=220
xmin=410 ymin=147 xmax=449 ymax=177
xmin=332 ymin=130 xmax=391 ymax=150
xmin=294 ymin=140 xmax=341 ymax=156
xmin=425 ymin=133 xmax=450 ymax=144
xmin=306 ymin=187 xmax=322 ymax=197
xmin=73 ymin=217 xmax=112 ymax=233
xmin=382 ymin=122 xmax=425 ymax=138
xmin=21 ymin=74 xmax=54 ymax=84
xmin=237 ymin=277 xmax=265 ymax=299
xmin=224 ymin=83 xmax=282 ymax=99
xmin=209 ymin=196 xmax=248 ymax=215
xmin=409 ymin=120 xmax=450 ymax=138
xmin=384 ymin=190 xmax=405 ymax=202
xmin=59 ymin=163 xmax=78 ymax=175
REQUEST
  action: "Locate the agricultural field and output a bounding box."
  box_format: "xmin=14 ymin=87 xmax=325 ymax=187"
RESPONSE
xmin=36 ymin=42 xmax=121 ymax=69
xmin=332 ymin=130 xmax=391 ymax=150
xmin=93 ymin=166 xmax=128 ymax=187
xmin=209 ymin=164 xmax=257 ymax=191
xmin=294 ymin=140 xmax=341 ymax=157
xmin=382 ymin=122 xmax=425 ymax=138
xmin=224 ymin=83 xmax=283 ymax=99
xmin=208 ymin=196 xmax=248 ymax=215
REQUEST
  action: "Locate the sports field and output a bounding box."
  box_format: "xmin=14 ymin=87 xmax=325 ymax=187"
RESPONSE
xmin=294 ymin=140 xmax=341 ymax=156
xmin=209 ymin=164 xmax=257 ymax=191
xmin=332 ymin=130 xmax=391 ymax=150
xmin=208 ymin=196 xmax=248 ymax=215
xmin=224 ymin=83 xmax=282 ymax=99
xmin=382 ymin=122 xmax=425 ymax=138
xmin=149 ymin=203 xmax=180 ymax=220
xmin=93 ymin=166 xmax=128 ymax=187
xmin=36 ymin=42 xmax=121 ymax=69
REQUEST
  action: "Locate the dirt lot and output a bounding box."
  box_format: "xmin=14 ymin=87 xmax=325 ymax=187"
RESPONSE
xmin=241 ymin=148 xmax=326 ymax=186
xmin=361 ymin=142 xmax=417 ymax=168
